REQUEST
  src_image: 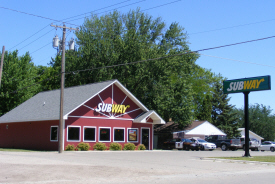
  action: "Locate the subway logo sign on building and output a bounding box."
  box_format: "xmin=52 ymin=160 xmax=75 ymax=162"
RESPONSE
xmin=223 ymin=75 xmax=271 ymax=94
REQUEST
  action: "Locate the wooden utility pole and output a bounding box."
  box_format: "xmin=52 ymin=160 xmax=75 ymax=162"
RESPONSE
xmin=50 ymin=24 xmax=78 ymax=153
xmin=0 ymin=46 xmax=5 ymax=88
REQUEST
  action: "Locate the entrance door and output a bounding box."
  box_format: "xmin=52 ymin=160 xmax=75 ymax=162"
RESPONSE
xmin=141 ymin=128 xmax=150 ymax=150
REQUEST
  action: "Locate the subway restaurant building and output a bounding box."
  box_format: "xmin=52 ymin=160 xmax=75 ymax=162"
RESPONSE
xmin=0 ymin=79 xmax=165 ymax=151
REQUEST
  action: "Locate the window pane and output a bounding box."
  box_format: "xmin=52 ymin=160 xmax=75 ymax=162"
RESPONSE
xmin=128 ymin=129 xmax=137 ymax=141
xmin=114 ymin=129 xmax=124 ymax=142
xmin=84 ymin=128 xmax=95 ymax=141
xmin=100 ymin=128 xmax=110 ymax=141
xmin=51 ymin=127 xmax=58 ymax=141
xmin=68 ymin=127 xmax=80 ymax=141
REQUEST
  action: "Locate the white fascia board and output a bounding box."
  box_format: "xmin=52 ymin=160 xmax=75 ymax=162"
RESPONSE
xmin=238 ymin=128 xmax=264 ymax=140
xmin=114 ymin=80 xmax=149 ymax=111
xmin=64 ymin=80 xmax=149 ymax=118
xmin=186 ymin=121 xmax=226 ymax=135
xmin=64 ymin=80 xmax=117 ymax=118
xmin=133 ymin=111 xmax=165 ymax=124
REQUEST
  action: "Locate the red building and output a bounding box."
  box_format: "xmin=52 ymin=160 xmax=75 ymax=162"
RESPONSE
xmin=0 ymin=80 xmax=165 ymax=150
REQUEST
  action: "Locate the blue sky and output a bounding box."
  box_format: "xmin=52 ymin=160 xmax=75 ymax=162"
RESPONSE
xmin=1 ymin=0 xmax=274 ymax=112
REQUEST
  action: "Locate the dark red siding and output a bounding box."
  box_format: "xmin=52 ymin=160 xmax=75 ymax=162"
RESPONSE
xmin=0 ymin=120 xmax=59 ymax=150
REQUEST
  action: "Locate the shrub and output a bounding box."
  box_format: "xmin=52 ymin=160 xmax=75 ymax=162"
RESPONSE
xmin=93 ymin=142 xmax=108 ymax=151
xmin=65 ymin=144 xmax=76 ymax=151
xmin=123 ymin=143 xmax=136 ymax=150
xmin=109 ymin=143 xmax=122 ymax=151
xmin=77 ymin=142 xmax=91 ymax=151
xmin=137 ymin=144 xmax=146 ymax=150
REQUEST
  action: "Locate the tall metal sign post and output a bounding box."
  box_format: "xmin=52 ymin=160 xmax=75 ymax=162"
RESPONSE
xmin=223 ymin=75 xmax=271 ymax=157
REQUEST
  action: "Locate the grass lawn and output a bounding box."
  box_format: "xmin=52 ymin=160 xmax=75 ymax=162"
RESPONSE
xmin=216 ymin=156 xmax=275 ymax=162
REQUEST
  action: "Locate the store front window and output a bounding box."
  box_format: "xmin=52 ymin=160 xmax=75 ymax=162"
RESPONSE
xmin=114 ymin=128 xmax=125 ymax=142
xmin=50 ymin=126 xmax=58 ymax=141
xmin=68 ymin=126 xmax=80 ymax=141
xmin=84 ymin=127 xmax=96 ymax=142
xmin=99 ymin=127 xmax=111 ymax=142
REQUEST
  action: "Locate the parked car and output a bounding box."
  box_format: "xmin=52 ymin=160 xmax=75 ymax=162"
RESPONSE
xmin=205 ymin=135 xmax=241 ymax=151
xmin=163 ymin=138 xmax=200 ymax=150
xmin=190 ymin=138 xmax=216 ymax=151
xmin=163 ymin=138 xmax=181 ymax=149
xmin=239 ymin=137 xmax=260 ymax=151
xmin=258 ymin=141 xmax=275 ymax=152
xmin=181 ymin=138 xmax=200 ymax=151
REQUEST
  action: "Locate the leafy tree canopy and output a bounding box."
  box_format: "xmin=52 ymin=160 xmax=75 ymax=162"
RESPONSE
xmin=211 ymin=76 xmax=240 ymax=138
xmin=0 ymin=50 xmax=39 ymax=116
xmin=234 ymin=104 xmax=275 ymax=140
xmin=49 ymin=8 xmax=199 ymax=127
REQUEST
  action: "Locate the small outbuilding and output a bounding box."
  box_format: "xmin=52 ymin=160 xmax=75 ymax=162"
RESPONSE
xmin=0 ymin=79 xmax=165 ymax=151
xmin=238 ymin=128 xmax=264 ymax=144
xmin=173 ymin=120 xmax=226 ymax=139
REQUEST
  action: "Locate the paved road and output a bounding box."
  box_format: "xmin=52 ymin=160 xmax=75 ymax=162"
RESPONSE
xmin=0 ymin=149 xmax=275 ymax=184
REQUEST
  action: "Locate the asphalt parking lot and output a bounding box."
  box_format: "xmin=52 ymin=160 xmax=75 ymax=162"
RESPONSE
xmin=1 ymin=149 xmax=275 ymax=184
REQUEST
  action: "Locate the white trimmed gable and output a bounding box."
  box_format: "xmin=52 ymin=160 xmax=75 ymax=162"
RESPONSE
xmin=185 ymin=121 xmax=226 ymax=136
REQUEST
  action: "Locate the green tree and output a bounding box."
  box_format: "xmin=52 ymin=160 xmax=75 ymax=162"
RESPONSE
xmin=234 ymin=104 xmax=275 ymax=140
xmin=190 ymin=66 xmax=222 ymax=122
xmin=0 ymin=50 xmax=39 ymax=116
xmin=211 ymin=77 xmax=240 ymax=138
xmin=49 ymin=9 xmax=199 ymax=127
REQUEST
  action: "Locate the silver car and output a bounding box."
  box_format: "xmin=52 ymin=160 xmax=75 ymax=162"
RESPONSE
xmin=258 ymin=141 xmax=275 ymax=152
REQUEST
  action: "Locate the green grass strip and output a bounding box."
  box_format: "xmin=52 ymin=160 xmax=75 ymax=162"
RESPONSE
xmin=216 ymin=156 xmax=275 ymax=162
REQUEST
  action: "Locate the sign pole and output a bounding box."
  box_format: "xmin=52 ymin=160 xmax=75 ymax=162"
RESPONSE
xmin=244 ymin=91 xmax=250 ymax=157
xmin=223 ymin=75 xmax=271 ymax=157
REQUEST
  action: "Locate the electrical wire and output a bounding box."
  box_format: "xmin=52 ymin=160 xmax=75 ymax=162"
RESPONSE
xmin=66 ymin=0 xmax=146 ymax=22
xmin=190 ymin=18 xmax=275 ymax=35
xmin=0 ymin=6 xmax=79 ymax=27
xmin=65 ymin=35 xmax=275 ymax=75
xmin=199 ymin=53 xmax=275 ymax=68
xmin=18 ymin=29 xmax=55 ymax=51
xmin=6 ymin=1 xmax=133 ymax=51
xmin=30 ymin=42 xmax=52 ymax=55
xmin=2 ymin=30 xmax=275 ymax=97
xmin=8 ymin=24 xmax=50 ymax=51
xmin=141 ymin=0 xmax=181 ymax=12
xmin=60 ymin=0 xmax=132 ymax=22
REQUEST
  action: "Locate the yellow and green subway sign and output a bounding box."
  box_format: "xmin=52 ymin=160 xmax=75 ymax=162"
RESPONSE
xmin=223 ymin=75 xmax=271 ymax=94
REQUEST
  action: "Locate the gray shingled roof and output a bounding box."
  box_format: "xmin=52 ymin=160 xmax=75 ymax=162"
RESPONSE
xmin=0 ymin=80 xmax=116 ymax=123
xmin=0 ymin=79 xmax=166 ymax=124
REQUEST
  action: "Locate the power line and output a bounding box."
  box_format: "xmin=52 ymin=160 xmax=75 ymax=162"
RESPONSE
xmin=2 ymin=34 xmax=275 ymax=97
xmin=141 ymin=0 xmax=181 ymax=12
xmin=17 ymin=29 xmax=55 ymax=51
xmin=66 ymin=0 xmax=146 ymax=22
xmin=0 ymin=6 xmax=79 ymax=27
xmin=199 ymin=53 xmax=275 ymax=68
xmin=190 ymin=18 xmax=275 ymax=35
xmin=65 ymin=35 xmax=275 ymax=75
xmin=6 ymin=1 xmax=133 ymax=51
xmin=30 ymin=42 xmax=52 ymax=55
xmin=60 ymin=0 xmax=132 ymax=22
xmin=8 ymin=24 xmax=50 ymax=51
xmin=195 ymin=35 xmax=275 ymax=52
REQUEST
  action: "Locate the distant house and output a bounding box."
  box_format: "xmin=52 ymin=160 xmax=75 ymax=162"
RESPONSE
xmin=238 ymin=128 xmax=264 ymax=144
xmin=173 ymin=121 xmax=226 ymax=139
